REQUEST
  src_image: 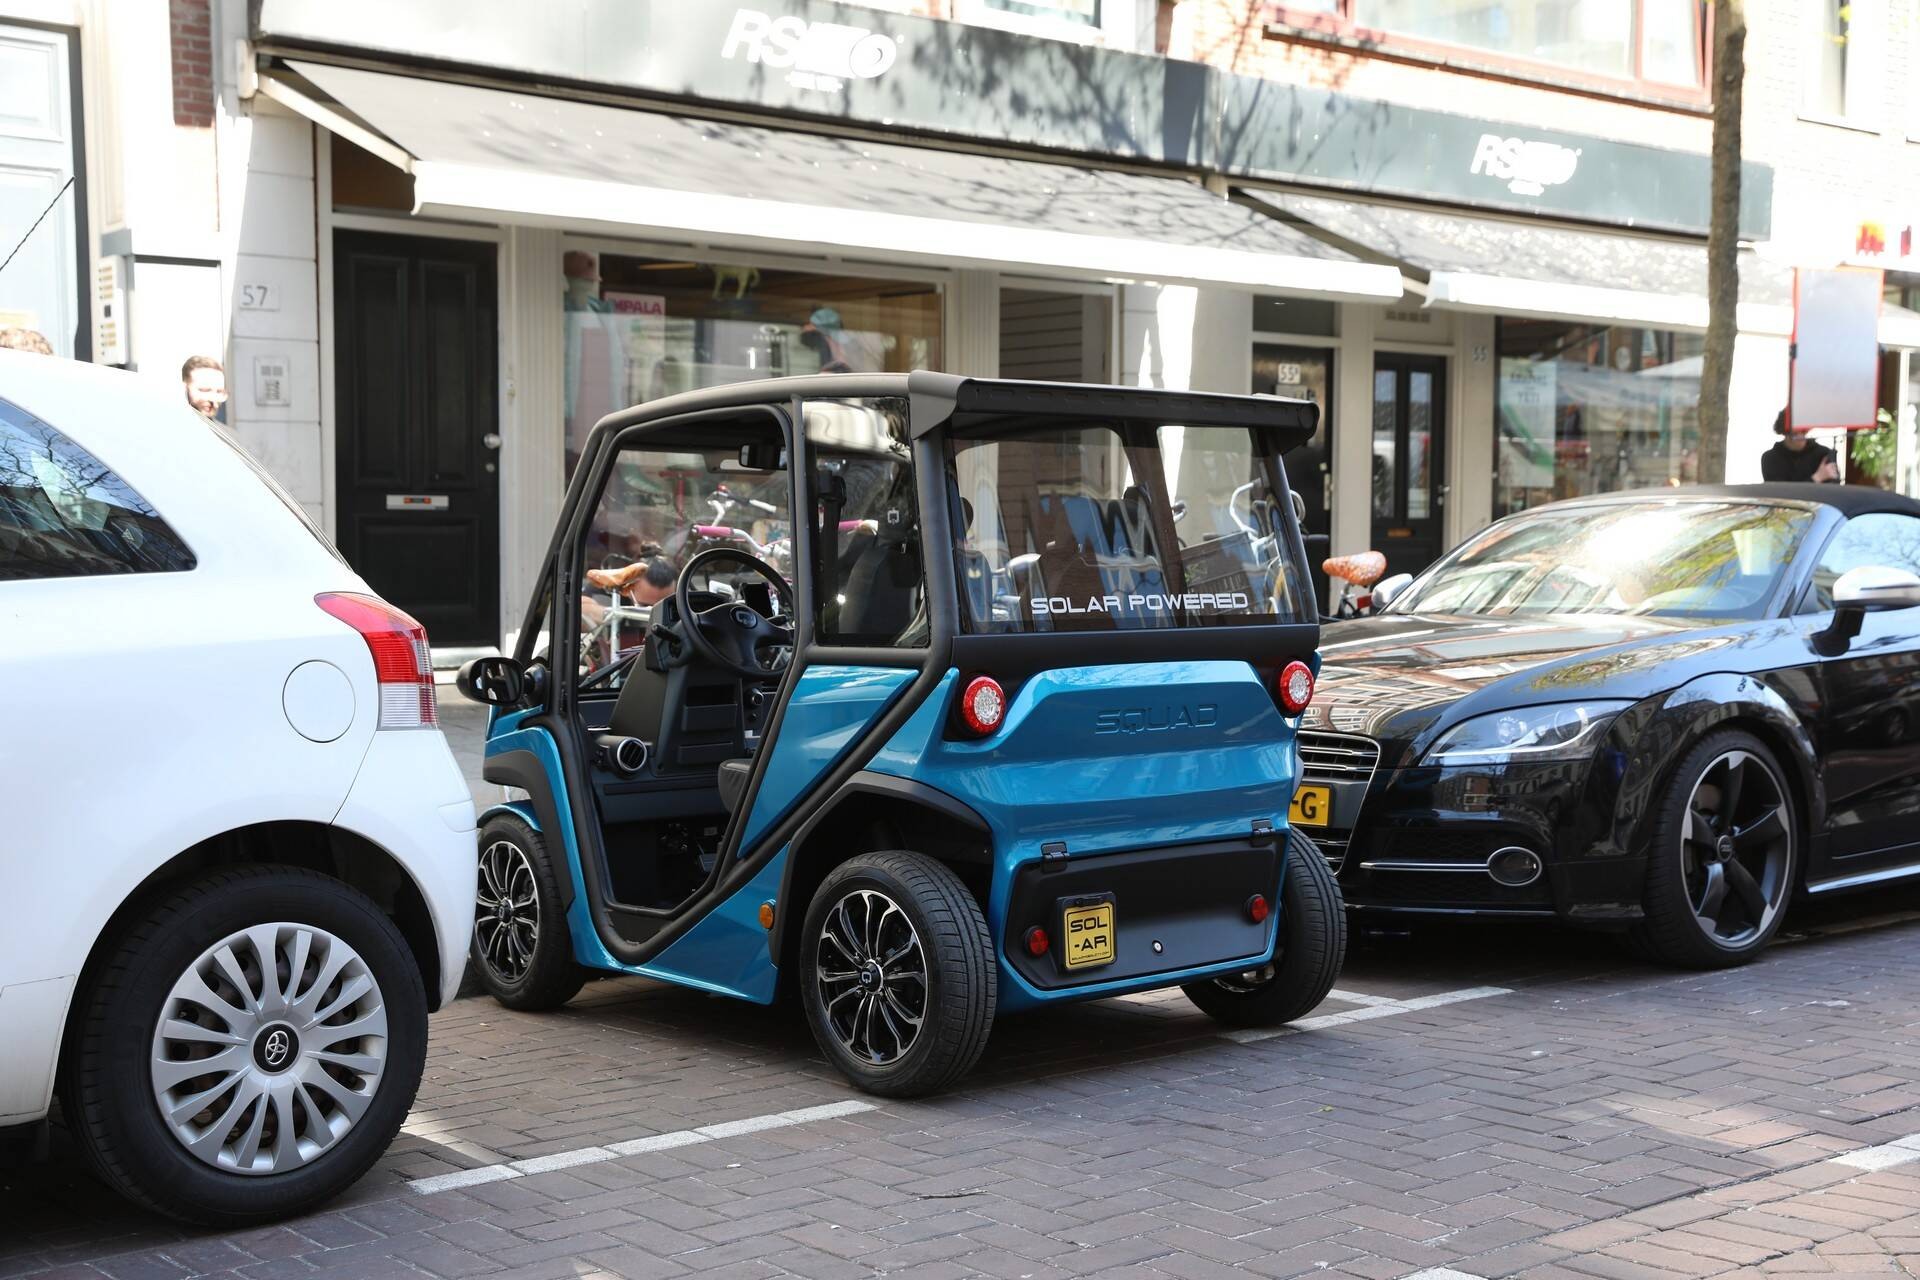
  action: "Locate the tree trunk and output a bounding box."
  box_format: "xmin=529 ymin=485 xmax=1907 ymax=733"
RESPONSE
xmin=1697 ymin=0 xmax=1746 ymax=485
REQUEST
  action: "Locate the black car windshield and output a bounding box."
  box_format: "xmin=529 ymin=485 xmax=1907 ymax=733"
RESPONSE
xmin=1389 ymin=500 xmax=1815 ymax=620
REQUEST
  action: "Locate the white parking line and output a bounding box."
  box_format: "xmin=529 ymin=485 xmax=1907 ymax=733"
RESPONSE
xmin=1402 ymin=1270 xmax=1489 ymax=1280
xmin=406 ymin=1099 xmax=877 ymax=1195
xmin=1223 ymin=985 xmax=1513 ymax=1044
xmin=1830 ymin=1133 xmax=1920 ymax=1172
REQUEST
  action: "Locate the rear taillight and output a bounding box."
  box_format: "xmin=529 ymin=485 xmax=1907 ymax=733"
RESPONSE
xmin=959 ymin=675 xmax=1006 ymax=737
xmin=316 ymin=593 xmax=437 ymax=729
xmin=1276 ymin=660 xmax=1315 ymax=716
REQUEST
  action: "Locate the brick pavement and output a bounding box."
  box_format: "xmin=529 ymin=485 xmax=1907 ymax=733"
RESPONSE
xmin=8 ymin=906 xmax=1920 ymax=1279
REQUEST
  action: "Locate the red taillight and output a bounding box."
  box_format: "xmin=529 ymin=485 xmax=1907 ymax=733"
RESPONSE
xmin=1276 ymin=660 xmax=1315 ymax=716
xmin=1025 ymin=926 xmax=1050 ymax=957
xmin=316 ymin=593 xmax=436 ymax=729
xmin=959 ymin=675 xmax=1006 ymax=737
xmin=1246 ymin=894 xmax=1270 ymax=924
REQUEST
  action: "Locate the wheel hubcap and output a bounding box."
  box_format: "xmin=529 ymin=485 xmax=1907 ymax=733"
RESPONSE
xmin=150 ymin=923 xmax=388 ymax=1176
xmin=815 ymin=889 xmax=927 ymax=1066
xmin=476 ymin=840 xmax=540 ymax=983
xmin=1682 ymin=749 xmax=1792 ymax=947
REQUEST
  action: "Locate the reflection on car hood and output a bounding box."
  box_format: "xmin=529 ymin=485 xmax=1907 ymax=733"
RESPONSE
xmin=1306 ymin=611 xmax=1750 ymax=750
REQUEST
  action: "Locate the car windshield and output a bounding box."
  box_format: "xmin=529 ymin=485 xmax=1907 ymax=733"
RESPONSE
xmin=1388 ymin=500 xmax=1815 ymax=621
xmin=947 ymin=420 xmax=1310 ymax=632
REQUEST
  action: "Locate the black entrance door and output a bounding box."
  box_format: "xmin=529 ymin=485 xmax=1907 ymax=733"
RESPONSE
xmin=334 ymin=231 xmax=499 ymax=646
xmin=1370 ymin=353 xmax=1446 ymax=581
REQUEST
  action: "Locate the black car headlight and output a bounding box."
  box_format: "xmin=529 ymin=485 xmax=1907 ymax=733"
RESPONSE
xmin=1423 ymin=701 xmax=1631 ymax=767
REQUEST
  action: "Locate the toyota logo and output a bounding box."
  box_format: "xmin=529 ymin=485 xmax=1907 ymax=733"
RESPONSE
xmin=262 ymin=1029 xmax=292 ymax=1067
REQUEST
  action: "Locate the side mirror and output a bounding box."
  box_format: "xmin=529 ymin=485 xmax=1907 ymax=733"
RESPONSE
xmin=1372 ymin=573 xmax=1415 ymax=611
xmin=1815 ymin=566 xmax=1920 ymax=656
xmin=1834 ymin=565 xmax=1920 ymax=611
xmin=456 ymin=655 xmax=525 ymax=706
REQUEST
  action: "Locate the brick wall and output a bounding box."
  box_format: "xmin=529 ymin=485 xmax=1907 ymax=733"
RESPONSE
xmin=1175 ymin=0 xmax=1711 ymax=152
xmin=169 ymin=0 xmax=214 ymax=128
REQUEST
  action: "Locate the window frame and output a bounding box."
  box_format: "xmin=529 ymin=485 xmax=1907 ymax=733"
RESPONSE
xmin=1257 ymin=0 xmax=1712 ymax=108
xmin=1798 ymin=0 xmax=1884 ymax=131
xmin=803 ymin=394 xmax=929 ymax=651
xmin=1797 ymin=510 xmax=1920 ymax=614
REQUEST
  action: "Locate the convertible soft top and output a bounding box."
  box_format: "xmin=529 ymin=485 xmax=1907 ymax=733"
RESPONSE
xmin=1566 ymin=483 xmax=1920 ymax=520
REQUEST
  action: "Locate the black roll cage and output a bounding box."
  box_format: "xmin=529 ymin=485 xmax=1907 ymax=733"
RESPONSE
xmin=501 ymin=373 xmax=1321 ymax=969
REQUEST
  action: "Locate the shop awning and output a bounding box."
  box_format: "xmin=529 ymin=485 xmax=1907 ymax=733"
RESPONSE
xmin=1243 ymin=190 xmax=1801 ymax=336
xmin=261 ymin=62 xmax=1404 ymax=301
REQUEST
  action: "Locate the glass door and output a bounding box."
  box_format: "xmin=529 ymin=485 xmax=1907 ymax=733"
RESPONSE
xmin=1370 ymin=354 xmax=1447 ymax=582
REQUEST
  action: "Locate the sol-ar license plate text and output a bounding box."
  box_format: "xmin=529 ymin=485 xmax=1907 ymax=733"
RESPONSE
xmin=1290 ymin=783 xmax=1332 ymax=828
xmin=1062 ymin=900 xmax=1116 ymax=970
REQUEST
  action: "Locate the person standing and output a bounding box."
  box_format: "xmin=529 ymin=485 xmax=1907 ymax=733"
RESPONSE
xmin=181 ymin=355 xmax=228 ymax=421
xmin=1760 ymin=409 xmax=1838 ymax=483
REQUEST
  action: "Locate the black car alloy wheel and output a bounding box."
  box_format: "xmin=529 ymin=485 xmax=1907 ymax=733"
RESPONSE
xmin=1634 ymin=729 xmax=1797 ymax=968
xmin=1681 ymin=748 xmax=1792 ymax=945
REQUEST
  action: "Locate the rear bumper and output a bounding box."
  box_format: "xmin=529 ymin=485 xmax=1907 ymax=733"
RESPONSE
xmin=995 ymin=837 xmax=1281 ymax=1012
xmin=0 ymin=975 xmax=75 ymax=1125
xmin=335 ymin=729 xmax=477 ymax=1010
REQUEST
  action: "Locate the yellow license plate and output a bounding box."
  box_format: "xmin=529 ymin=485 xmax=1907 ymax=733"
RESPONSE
xmin=1290 ymin=783 xmax=1332 ymax=828
xmin=1062 ymin=901 xmax=1116 ymax=970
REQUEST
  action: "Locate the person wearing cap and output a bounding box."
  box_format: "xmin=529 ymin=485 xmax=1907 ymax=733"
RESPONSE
xmin=1760 ymin=409 xmax=1838 ymax=483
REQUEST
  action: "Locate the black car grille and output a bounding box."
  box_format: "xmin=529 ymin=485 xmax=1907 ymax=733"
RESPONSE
xmin=1297 ymin=731 xmax=1381 ymax=784
xmin=1295 ymin=731 xmax=1380 ymax=873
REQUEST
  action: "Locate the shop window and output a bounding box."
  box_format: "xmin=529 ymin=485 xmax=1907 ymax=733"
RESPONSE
xmin=1492 ymin=318 xmax=1706 ymax=518
xmin=999 ymin=287 xmax=1112 ymax=382
xmin=1269 ymin=0 xmax=1706 ymax=95
xmin=562 ymin=252 xmax=942 ymax=477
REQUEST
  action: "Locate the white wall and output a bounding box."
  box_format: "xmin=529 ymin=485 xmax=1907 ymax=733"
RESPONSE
xmin=221 ymin=100 xmax=324 ymax=525
xmin=1724 ymin=332 xmax=1794 ymax=484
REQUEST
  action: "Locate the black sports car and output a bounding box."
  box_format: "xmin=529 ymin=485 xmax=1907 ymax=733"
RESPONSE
xmin=1300 ymin=484 xmax=1920 ymax=967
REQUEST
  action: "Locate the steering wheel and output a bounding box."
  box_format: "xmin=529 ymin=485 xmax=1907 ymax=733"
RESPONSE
xmin=671 ymin=546 xmax=795 ymax=679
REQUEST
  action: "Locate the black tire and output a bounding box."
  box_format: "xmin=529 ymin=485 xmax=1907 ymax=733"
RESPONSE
xmin=1628 ymin=730 xmax=1798 ymax=969
xmin=1183 ymin=828 xmax=1348 ymax=1027
xmin=65 ymin=867 xmax=429 ymax=1227
xmin=470 ymin=813 xmax=587 ymax=1011
xmin=799 ymin=851 xmax=994 ymax=1097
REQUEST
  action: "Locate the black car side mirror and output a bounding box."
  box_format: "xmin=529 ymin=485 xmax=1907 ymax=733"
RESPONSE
xmin=456 ymin=655 xmax=525 ymax=706
xmin=1814 ymin=566 xmax=1920 ymax=656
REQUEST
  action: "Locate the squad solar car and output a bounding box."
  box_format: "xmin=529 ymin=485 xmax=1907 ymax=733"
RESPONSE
xmin=1 ymin=352 xmax=474 ymax=1224
xmin=458 ymin=373 xmax=1347 ymax=1095
xmin=1301 ymin=486 xmax=1920 ymax=967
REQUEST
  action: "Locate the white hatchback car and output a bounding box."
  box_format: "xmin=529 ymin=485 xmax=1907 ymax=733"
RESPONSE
xmin=0 ymin=352 xmax=475 ymax=1224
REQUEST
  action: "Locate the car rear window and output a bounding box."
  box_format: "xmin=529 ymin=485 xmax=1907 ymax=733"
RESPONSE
xmin=0 ymin=397 xmax=196 ymax=581
xmin=947 ymin=420 xmax=1310 ymax=633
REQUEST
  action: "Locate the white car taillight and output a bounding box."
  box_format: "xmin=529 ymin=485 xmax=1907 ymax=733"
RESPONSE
xmin=316 ymin=593 xmax=437 ymax=729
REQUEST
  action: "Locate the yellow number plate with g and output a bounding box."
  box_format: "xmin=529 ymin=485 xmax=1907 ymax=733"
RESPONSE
xmin=1289 ymin=783 xmax=1332 ymax=828
xmin=1062 ymin=901 xmax=1116 ymax=970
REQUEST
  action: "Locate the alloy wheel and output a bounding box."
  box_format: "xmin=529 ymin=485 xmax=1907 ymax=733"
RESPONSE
xmin=475 ymin=839 xmax=540 ymax=983
xmin=815 ymin=889 xmax=927 ymax=1065
xmin=149 ymin=923 xmax=389 ymax=1175
xmin=1681 ymin=749 xmax=1792 ymax=947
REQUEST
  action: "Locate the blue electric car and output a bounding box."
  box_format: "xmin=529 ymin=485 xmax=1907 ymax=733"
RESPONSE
xmin=458 ymin=373 xmax=1345 ymax=1095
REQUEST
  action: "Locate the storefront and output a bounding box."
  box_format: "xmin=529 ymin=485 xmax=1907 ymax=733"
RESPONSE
xmin=241 ymin=0 xmax=1798 ymax=640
